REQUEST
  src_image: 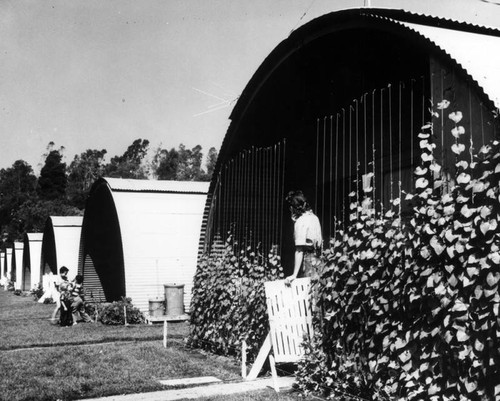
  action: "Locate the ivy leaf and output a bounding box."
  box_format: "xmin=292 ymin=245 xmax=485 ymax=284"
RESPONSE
xmin=430 ymin=236 xmax=445 ymax=255
xmin=449 ymin=111 xmax=463 ymax=123
xmin=460 ymin=205 xmax=474 ymax=218
xmin=457 ymin=172 xmax=471 ymax=184
xmin=452 ymin=143 xmax=466 ymax=155
xmin=486 ymin=272 xmax=499 ymax=287
xmin=451 ymin=126 xmax=465 ymax=138
xmin=464 ymin=379 xmax=477 ymax=393
xmin=421 ymin=153 xmax=434 ymax=162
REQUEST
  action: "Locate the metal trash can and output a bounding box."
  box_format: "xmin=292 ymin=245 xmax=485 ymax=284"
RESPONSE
xmin=148 ymin=297 xmax=165 ymax=317
xmin=164 ymin=283 xmax=184 ymax=316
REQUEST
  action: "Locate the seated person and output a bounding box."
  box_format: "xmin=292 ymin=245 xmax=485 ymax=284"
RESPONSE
xmin=70 ymin=275 xmax=92 ymax=324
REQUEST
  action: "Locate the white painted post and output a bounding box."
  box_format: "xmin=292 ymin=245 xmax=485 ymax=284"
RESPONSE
xmin=124 ymin=305 xmax=128 ymax=326
xmin=269 ymin=354 xmax=279 ymax=392
xmin=246 ymin=333 xmax=272 ymax=381
xmin=241 ymin=340 xmax=247 ymax=378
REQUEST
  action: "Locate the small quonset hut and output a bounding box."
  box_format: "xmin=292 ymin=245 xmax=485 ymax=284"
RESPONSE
xmin=22 ymin=233 xmax=43 ymax=291
xmin=41 ymin=216 xmax=83 ymax=280
xmin=80 ymin=178 xmax=209 ymax=313
xmin=201 ymin=8 xmax=500 ymax=271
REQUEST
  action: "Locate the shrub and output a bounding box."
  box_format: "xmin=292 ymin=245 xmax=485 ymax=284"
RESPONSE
xmin=98 ymin=297 xmax=145 ymax=325
xmin=188 ymin=236 xmax=284 ymax=360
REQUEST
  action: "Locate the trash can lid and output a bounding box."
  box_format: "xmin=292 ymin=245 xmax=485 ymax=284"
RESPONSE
xmin=163 ymin=283 xmax=184 ymax=288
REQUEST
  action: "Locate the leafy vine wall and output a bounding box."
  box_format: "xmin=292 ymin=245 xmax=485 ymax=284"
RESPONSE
xmin=297 ymin=102 xmax=500 ymax=400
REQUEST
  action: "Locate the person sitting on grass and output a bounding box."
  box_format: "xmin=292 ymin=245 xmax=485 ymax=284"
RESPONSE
xmin=51 ymin=266 xmax=69 ymax=324
xmin=70 ymin=275 xmax=92 ymax=324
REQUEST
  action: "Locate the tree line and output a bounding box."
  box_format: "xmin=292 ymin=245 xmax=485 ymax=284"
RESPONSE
xmin=0 ymin=139 xmax=218 ymax=246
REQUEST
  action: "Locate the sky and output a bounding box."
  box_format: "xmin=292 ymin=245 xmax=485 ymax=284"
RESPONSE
xmin=1 ymin=0 xmax=500 ymax=173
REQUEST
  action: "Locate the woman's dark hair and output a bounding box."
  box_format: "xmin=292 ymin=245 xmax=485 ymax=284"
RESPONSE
xmin=75 ymin=274 xmax=84 ymax=284
xmin=59 ymin=266 xmax=69 ymax=274
xmin=286 ymin=190 xmax=312 ymax=218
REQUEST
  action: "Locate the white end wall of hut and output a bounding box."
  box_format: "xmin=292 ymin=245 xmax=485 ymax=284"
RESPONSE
xmin=26 ymin=233 xmax=43 ymax=290
xmin=112 ymin=191 xmax=207 ymax=314
xmin=51 ymin=217 xmax=83 ymax=280
xmin=13 ymin=242 xmax=24 ymax=290
xmin=1 ymin=252 xmax=5 ymax=279
xmin=6 ymin=248 xmax=13 ymax=281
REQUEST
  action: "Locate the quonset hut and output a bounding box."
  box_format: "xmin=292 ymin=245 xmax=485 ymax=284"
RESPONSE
xmin=79 ymin=178 xmax=209 ymax=313
xmin=22 ymin=233 xmax=43 ymax=291
xmin=201 ymin=8 xmax=500 ymax=271
xmin=41 ymin=216 xmax=83 ymax=281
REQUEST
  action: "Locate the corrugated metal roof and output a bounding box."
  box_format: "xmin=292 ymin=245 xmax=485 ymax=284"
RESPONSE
xmin=50 ymin=216 xmax=83 ymax=227
xmin=26 ymin=233 xmax=43 ymax=242
xmin=216 ymin=8 xmax=500 ymax=197
xmin=367 ymin=10 xmax=500 ymax=108
xmin=103 ymin=177 xmax=210 ymax=194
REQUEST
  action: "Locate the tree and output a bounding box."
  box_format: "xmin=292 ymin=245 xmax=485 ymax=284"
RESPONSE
xmin=14 ymin=199 xmax=82 ymax=234
xmin=37 ymin=143 xmax=67 ymax=201
xmin=151 ymin=144 xmax=218 ymax=181
xmin=205 ymin=147 xmax=218 ymax=180
xmin=153 ymin=147 xmax=180 ymax=180
xmin=0 ymin=160 xmax=37 ymax=242
xmin=67 ymin=149 xmax=107 ymax=209
xmin=104 ymin=139 xmax=150 ymax=179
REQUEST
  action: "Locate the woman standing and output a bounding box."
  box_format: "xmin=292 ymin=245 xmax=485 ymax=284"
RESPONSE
xmin=285 ymin=190 xmax=322 ymax=283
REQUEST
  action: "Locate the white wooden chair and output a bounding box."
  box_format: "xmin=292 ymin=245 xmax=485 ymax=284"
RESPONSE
xmin=246 ymin=277 xmax=313 ymax=391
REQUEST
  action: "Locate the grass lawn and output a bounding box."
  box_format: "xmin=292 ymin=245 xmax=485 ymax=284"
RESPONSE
xmin=0 ymin=290 xmax=186 ymax=350
xmin=0 ymin=289 xmax=248 ymax=400
xmin=0 ymin=289 xmax=310 ymax=401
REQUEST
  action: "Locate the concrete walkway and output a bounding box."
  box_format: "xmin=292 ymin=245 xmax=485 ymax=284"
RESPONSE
xmin=82 ymin=377 xmax=295 ymax=401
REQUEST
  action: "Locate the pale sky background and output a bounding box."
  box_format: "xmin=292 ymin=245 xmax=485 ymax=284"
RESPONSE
xmin=1 ymin=0 xmax=500 ymax=172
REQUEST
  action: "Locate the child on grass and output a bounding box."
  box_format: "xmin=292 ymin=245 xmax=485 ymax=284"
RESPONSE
xmin=58 ymin=279 xmax=73 ymax=327
xmin=71 ymin=275 xmax=92 ymax=324
xmin=51 ymin=266 xmax=69 ymax=324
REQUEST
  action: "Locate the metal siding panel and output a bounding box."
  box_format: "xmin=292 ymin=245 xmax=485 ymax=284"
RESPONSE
xmin=82 ymin=254 xmax=106 ymax=303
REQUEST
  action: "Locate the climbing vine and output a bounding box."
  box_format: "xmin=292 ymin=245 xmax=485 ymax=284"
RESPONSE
xmin=188 ymin=237 xmax=284 ymax=360
xmin=296 ymin=102 xmax=500 ymax=400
